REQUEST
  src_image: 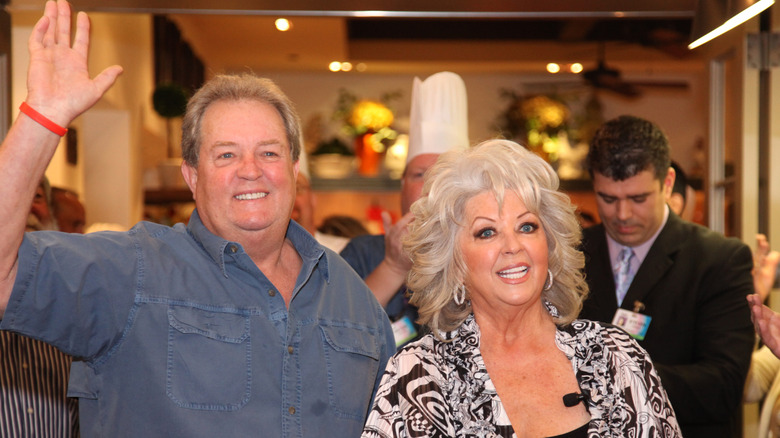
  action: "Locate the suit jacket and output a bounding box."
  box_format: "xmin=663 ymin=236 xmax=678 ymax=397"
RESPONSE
xmin=580 ymin=212 xmax=754 ymax=438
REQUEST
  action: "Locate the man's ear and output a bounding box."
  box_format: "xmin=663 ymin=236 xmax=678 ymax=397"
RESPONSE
xmin=181 ymin=161 xmax=198 ymax=200
xmin=663 ymin=167 xmax=676 ymax=198
xmin=668 ymin=193 xmax=684 ymax=216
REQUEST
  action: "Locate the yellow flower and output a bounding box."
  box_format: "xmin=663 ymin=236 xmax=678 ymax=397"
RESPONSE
xmin=519 ymin=95 xmax=569 ymax=130
xmin=349 ymin=100 xmax=394 ymax=131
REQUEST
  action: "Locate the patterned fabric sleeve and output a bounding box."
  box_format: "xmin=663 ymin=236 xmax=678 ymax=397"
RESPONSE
xmin=362 ymin=338 xmax=454 ymax=438
xmin=607 ymin=326 xmax=681 ymax=437
xmin=560 ymin=321 xmax=683 ymax=438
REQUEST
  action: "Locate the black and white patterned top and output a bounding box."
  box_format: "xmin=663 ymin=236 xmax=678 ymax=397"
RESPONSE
xmin=362 ymin=314 xmax=682 ymax=438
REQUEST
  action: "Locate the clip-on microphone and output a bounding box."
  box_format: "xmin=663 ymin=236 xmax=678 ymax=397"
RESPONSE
xmin=562 ymin=392 xmax=587 ymax=407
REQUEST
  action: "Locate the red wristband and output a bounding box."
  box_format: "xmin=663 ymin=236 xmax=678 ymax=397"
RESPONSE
xmin=19 ymin=102 xmax=68 ymax=136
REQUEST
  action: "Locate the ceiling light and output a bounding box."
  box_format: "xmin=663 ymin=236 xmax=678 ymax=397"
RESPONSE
xmin=328 ymin=61 xmax=341 ymax=72
xmin=570 ymin=63 xmax=584 ymax=74
xmin=689 ymin=0 xmax=774 ymax=49
xmin=341 ymin=62 xmax=353 ymax=72
xmin=275 ymin=18 xmax=291 ymax=32
xmin=546 ymin=63 xmax=561 ymax=74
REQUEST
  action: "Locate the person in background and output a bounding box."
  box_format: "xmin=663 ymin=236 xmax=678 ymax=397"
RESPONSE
xmin=291 ymin=150 xmax=358 ymax=252
xmin=26 ymin=177 xmax=58 ymax=231
xmin=362 ymin=139 xmax=681 ymax=438
xmin=51 ymin=186 xmax=86 ymax=233
xmin=2 ymin=178 xmax=79 ymax=438
xmin=753 ymin=234 xmax=780 ymax=303
xmin=750 ymin=294 xmax=780 ymax=358
xmin=667 ymin=161 xmax=695 ymax=221
xmin=0 ymin=2 xmax=393 ymax=437
xmin=341 ymin=71 xmax=469 ymax=348
xmin=317 ymin=215 xmax=369 ymax=239
xmin=745 ymin=340 xmax=780 ymax=438
xmin=744 ymin=234 xmax=780 ymax=438
xmin=579 ymin=115 xmax=754 ymax=438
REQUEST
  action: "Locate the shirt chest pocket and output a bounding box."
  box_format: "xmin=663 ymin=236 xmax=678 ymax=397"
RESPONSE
xmin=167 ymin=305 xmax=251 ymax=411
xmin=320 ymin=325 xmax=381 ymax=420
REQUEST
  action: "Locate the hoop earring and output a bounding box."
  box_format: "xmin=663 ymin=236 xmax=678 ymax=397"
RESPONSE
xmin=544 ymin=269 xmax=554 ymax=291
xmin=454 ymin=284 xmax=466 ymax=306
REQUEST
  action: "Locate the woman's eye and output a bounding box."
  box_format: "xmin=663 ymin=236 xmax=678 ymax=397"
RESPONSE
xmin=475 ymin=228 xmax=495 ymax=239
xmin=219 ymin=152 xmax=234 ymax=159
xmin=520 ymin=223 xmax=538 ymax=233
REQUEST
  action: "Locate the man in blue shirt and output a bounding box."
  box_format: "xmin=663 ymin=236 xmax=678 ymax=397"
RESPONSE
xmin=0 ymin=2 xmax=393 ymax=437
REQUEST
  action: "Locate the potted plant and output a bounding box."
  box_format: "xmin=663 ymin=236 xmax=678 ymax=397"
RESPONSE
xmin=152 ymin=83 xmax=189 ymax=159
xmin=310 ymin=137 xmax=356 ymax=179
xmin=152 ymin=83 xmax=189 ymax=188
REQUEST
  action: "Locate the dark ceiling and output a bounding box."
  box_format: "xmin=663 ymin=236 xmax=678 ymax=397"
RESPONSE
xmin=347 ymin=18 xmax=691 ymax=42
xmin=346 ymin=17 xmax=694 ymax=60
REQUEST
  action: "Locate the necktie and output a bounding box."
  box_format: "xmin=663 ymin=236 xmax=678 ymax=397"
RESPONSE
xmin=614 ymin=247 xmax=635 ymax=305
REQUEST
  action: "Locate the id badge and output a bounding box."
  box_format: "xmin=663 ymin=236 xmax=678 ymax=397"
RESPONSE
xmin=391 ymin=316 xmax=417 ymax=347
xmin=612 ymin=308 xmax=652 ymax=340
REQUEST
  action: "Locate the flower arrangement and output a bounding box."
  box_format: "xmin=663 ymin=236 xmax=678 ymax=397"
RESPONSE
xmin=498 ymin=91 xmax=571 ymax=162
xmin=348 ymin=100 xmax=394 ymax=134
xmin=333 ymin=88 xmax=400 ymax=138
xmin=327 ymin=89 xmax=402 ymax=176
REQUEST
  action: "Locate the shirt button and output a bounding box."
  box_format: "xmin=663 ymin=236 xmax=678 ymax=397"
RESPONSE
xmin=288 ymin=406 xmax=296 ymax=415
xmin=21 ymin=363 xmax=28 ymax=369
xmin=27 ymin=407 xmax=34 ymax=414
xmin=287 ymin=345 xmax=294 ymax=354
xmin=268 ymin=289 xmax=276 ymax=297
xmin=229 ymin=245 xmax=238 ymax=253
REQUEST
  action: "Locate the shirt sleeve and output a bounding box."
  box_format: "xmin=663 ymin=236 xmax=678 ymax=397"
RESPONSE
xmin=628 ymin=339 xmax=684 ymax=436
xmin=362 ymin=342 xmax=453 ymax=438
xmin=340 ymin=235 xmax=382 ymax=279
xmin=1 ymin=231 xmax=139 ymax=360
xmin=745 ymin=346 xmax=780 ymax=403
xmin=599 ymin=327 xmax=683 ymax=437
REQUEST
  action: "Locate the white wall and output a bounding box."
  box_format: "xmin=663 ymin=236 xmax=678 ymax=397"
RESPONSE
xmin=11 ymin=10 xmax=165 ymax=230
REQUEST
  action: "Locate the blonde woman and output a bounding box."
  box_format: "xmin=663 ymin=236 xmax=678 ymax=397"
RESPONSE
xmin=362 ymin=139 xmax=681 ymax=438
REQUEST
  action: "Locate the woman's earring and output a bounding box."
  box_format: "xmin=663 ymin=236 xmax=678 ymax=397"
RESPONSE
xmin=544 ymin=269 xmax=554 ymax=291
xmin=454 ymin=284 xmax=466 ymax=305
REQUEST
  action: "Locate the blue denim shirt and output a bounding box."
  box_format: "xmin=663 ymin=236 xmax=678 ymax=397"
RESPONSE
xmin=1 ymin=210 xmax=394 ymax=437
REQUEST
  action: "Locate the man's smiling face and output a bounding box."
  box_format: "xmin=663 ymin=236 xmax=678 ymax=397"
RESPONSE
xmin=182 ymin=99 xmax=298 ymax=243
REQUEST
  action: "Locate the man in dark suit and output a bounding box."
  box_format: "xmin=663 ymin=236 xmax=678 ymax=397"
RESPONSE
xmin=579 ymin=115 xmax=754 ymax=438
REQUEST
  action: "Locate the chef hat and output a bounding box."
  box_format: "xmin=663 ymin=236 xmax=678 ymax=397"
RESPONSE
xmin=407 ymin=71 xmax=469 ymax=164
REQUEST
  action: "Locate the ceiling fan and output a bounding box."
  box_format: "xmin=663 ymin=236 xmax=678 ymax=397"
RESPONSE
xmin=582 ymin=43 xmax=689 ymax=98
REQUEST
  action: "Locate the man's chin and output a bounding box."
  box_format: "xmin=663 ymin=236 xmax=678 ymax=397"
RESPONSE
xmin=607 ymin=229 xmax=641 ymax=246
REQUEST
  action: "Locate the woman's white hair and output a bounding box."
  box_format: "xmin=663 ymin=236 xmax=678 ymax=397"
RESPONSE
xmin=404 ymin=139 xmax=588 ymax=337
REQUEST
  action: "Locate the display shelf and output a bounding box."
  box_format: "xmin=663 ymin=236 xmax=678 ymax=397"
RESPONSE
xmin=311 ymin=175 xmax=401 ymax=192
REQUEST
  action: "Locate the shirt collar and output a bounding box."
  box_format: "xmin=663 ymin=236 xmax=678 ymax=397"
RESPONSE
xmin=607 ymin=204 xmax=669 ymax=267
xmin=186 ymin=208 xmax=328 ymax=281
